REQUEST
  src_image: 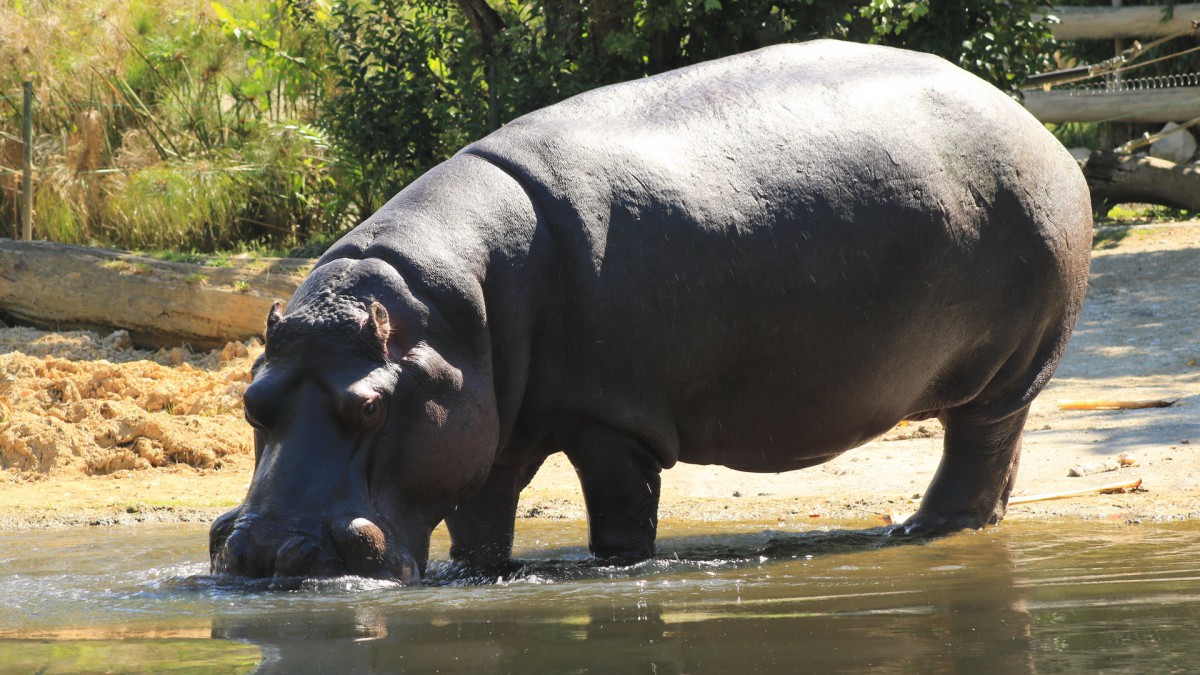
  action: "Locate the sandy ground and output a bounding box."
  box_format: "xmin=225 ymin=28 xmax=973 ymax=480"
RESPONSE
xmin=1 ymin=221 xmax=1199 ymax=531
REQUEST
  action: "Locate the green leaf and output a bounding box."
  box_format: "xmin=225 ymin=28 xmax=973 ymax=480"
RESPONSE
xmin=427 ymin=55 xmax=448 ymax=80
xmin=210 ymin=2 xmax=233 ymax=24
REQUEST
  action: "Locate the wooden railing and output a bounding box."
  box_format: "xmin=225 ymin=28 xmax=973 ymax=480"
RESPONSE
xmin=1024 ymin=4 xmax=1200 ymax=124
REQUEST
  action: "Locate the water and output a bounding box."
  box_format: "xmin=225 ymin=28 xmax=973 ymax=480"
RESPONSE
xmin=2 ymin=519 xmax=1198 ymax=673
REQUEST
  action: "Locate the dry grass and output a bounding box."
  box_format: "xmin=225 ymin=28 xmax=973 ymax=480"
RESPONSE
xmin=0 ymin=0 xmax=335 ymax=252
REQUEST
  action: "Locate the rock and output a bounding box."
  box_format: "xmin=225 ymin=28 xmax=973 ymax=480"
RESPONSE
xmin=1068 ymin=147 xmax=1093 ymax=163
xmin=1149 ymin=122 xmax=1197 ymax=164
xmin=102 ymin=329 xmax=133 ymax=352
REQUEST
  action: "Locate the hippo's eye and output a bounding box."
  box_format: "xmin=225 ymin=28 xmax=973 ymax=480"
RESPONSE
xmin=360 ymin=397 xmax=384 ymax=427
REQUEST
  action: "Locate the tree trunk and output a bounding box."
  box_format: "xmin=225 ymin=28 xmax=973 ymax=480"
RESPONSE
xmin=1084 ymin=150 xmax=1200 ymax=211
xmin=0 ymin=240 xmax=312 ymax=350
xmin=589 ymin=0 xmax=626 ymax=63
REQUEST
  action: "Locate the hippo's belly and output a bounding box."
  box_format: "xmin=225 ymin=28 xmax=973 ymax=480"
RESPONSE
xmin=474 ymin=41 xmax=1085 ymax=472
xmin=528 ymin=184 xmax=1057 ymax=472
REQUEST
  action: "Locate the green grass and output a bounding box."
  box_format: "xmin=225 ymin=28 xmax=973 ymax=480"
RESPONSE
xmin=0 ymin=639 xmax=260 ymax=674
xmin=101 ymin=259 xmax=154 ymax=275
xmin=0 ymin=0 xmax=339 ymax=253
xmin=1047 ymin=121 xmax=1101 ymax=150
xmin=1097 ymin=204 xmax=1194 ymax=226
xmin=145 ymin=251 xmax=209 ymax=264
xmin=1092 ymin=204 xmax=1196 ymax=250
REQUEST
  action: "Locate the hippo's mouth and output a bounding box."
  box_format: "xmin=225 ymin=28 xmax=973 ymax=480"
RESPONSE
xmin=209 ymin=511 xmax=420 ymax=584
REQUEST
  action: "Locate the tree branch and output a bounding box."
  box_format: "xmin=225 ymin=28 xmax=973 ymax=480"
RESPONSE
xmin=454 ymin=0 xmax=506 ymax=53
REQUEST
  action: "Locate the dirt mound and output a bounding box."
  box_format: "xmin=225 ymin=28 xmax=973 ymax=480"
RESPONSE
xmin=0 ymin=327 xmax=259 ymax=476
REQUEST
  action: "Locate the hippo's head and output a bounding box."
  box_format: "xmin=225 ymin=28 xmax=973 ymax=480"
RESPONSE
xmin=209 ymin=258 xmax=498 ymax=583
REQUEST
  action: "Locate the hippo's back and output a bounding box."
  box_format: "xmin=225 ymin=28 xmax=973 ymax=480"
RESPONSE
xmin=464 ymin=40 xmax=1091 ymax=470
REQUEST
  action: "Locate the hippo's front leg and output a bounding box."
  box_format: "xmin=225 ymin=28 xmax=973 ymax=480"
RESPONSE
xmin=564 ymin=423 xmax=663 ymax=563
xmin=896 ymin=407 xmax=1028 ymax=536
xmin=445 ymin=459 xmax=545 ymax=573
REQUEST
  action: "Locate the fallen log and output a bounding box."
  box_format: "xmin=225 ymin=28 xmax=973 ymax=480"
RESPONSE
xmin=1083 ymin=150 xmax=1200 ymax=211
xmin=0 ymin=239 xmax=312 ymax=349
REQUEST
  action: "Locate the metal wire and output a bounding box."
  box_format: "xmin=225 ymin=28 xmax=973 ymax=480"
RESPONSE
xmin=1024 ymin=33 xmax=1200 ymax=91
xmin=1056 ymin=71 xmax=1200 ymax=94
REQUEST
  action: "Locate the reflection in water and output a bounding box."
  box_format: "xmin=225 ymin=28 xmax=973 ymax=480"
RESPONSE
xmin=3 ymin=521 xmax=1200 ymax=672
xmin=209 ymin=527 xmax=1041 ymax=673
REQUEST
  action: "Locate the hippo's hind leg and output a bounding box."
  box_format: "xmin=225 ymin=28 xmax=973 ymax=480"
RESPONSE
xmin=900 ymin=285 xmax=1082 ymax=536
xmin=563 ymin=422 xmax=663 ymax=563
xmin=897 ymin=405 xmax=1028 ymax=536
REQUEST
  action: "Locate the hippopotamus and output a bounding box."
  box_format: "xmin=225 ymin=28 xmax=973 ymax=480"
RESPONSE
xmin=209 ymin=39 xmax=1092 ymax=583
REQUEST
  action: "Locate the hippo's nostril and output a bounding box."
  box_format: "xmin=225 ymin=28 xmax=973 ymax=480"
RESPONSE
xmin=213 ymin=528 xmax=261 ymax=577
xmin=274 ymin=535 xmax=320 ymax=578
xmin=209 ymin=510 xmax=239 ymax=563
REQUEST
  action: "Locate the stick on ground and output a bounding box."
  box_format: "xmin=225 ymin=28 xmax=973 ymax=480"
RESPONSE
xmin=1009 ymin=477 xmax=1143 ymax=505
xmin=1058 ymin=399 xmax=1177 ymax=410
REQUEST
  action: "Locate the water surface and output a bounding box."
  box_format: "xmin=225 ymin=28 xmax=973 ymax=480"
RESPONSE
xmin=2 ymin=519 xmax=1198 ymax=672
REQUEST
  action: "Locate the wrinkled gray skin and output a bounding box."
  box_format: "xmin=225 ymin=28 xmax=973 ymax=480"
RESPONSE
xmin=210 ymin=40 xmax=1092 ymax=583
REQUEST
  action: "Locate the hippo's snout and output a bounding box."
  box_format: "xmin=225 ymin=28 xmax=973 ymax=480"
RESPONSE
xmin=209 ymin=511 xmax=419 ymax=584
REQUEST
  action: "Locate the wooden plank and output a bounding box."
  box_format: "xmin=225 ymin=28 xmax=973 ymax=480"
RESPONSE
xmin=0 ymin=239 xmax=313 ymax=349
xmin=1022 ymin=86 xmax=1200 ymax=123
xmin=20 ymin=83 xmax=31 ymax=241
xmin=1046 ymin=4 xmax=1200 ymax=41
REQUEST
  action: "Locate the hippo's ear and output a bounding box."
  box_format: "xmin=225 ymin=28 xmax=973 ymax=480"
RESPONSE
xmin=368 ymin=301 xmax=393 ymax=349
xmin=369 ymin=302 xmax=390 ymax=341
xmin=265 ymin=300 xmax=285 ymax=334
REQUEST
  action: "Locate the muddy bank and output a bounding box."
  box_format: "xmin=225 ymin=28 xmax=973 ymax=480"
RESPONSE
xmin=0 ymin=329 xmax=259 ymax=527
xmin=2 ymin=221 xmax=1199 ymax=530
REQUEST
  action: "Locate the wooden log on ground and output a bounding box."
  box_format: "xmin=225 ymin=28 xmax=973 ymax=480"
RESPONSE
xmin=1044 ymin=4 xmax=1200 ymax=41
xmin=0 ymin=239 xmax=313 ymax=350
xmin=1083 ymin=149 xmax=1200 ymax=211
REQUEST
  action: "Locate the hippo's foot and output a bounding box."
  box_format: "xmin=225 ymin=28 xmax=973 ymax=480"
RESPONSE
xmin=436 ymin=558 xmax=527 ymax=584
xmin=894 ymin=406 xmax=1027 ymax=539
xmin=887 ymin=508 xmax=1003 ymax=539
xmin=591 ymin=547 xmax=656 ymax=567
